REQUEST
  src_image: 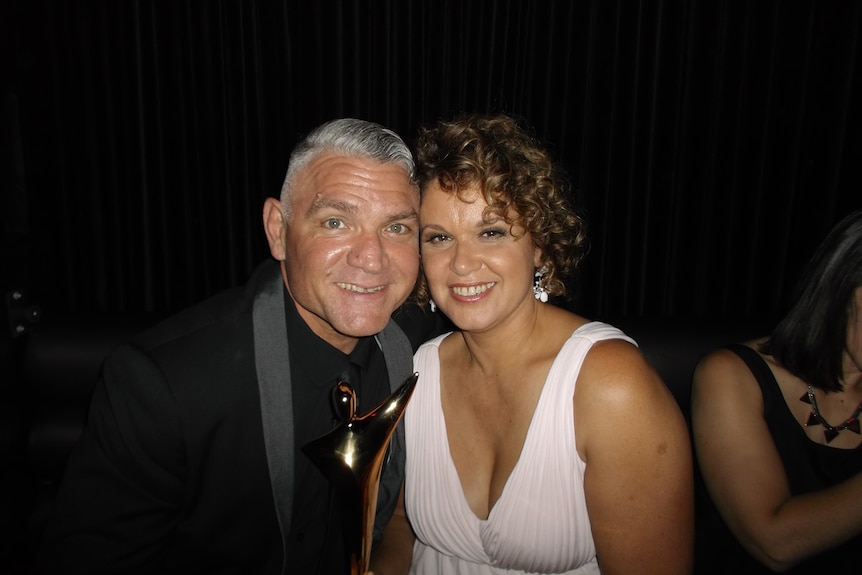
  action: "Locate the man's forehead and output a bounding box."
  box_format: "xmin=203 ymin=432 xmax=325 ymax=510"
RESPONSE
xmin=305 ymin=193 xmax=418 ymax=220
xmin=302 ymin=151 xmax=410 ymax=180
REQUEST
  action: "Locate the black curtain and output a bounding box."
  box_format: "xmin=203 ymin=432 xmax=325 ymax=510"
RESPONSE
xmin=4 ymin=0 xmax=861 ymax=322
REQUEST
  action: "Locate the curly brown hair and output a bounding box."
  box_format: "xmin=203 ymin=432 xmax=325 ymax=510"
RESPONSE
xmin=413 ymin=114 xmax=588 ymax=305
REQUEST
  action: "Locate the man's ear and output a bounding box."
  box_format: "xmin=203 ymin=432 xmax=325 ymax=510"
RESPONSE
xmin=263 ymin=197 xmax=286 ymax=261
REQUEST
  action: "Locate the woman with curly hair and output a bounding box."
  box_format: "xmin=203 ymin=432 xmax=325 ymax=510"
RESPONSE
xmin=372 ymin=114 xmax=693 ymax=575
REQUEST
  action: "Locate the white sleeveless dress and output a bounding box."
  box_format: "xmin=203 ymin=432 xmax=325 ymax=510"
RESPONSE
xmin=405 ymin=322 xmax=636 ymax=575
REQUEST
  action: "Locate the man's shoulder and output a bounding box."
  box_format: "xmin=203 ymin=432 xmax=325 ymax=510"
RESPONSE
xmin=134 ymin=261 xmax=278 ymax=354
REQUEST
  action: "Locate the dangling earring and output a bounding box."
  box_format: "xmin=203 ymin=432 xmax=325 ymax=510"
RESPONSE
xmin=533 ymin=267 xmax=549 ymax=303
xmin=430 ymin=300 xmax=437 ymax=313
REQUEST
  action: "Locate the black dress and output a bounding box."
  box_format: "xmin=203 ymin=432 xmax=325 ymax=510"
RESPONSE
xmin=694 ymin=344 xmax=862 ymax=574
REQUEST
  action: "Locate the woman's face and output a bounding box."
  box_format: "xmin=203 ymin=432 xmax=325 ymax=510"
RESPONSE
xmin=419 ymin=181 xmax=542 ymax=333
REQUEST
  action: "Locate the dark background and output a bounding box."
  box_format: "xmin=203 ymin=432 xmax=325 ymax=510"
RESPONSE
xmin=1 ymin=2 xmax=861 ymax=572
xmin=3 ymin=0 xmax=861 ymax=324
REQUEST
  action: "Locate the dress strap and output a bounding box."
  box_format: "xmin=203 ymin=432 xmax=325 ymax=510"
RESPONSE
xmin=725 ymin=343 xmax=776 ymax=386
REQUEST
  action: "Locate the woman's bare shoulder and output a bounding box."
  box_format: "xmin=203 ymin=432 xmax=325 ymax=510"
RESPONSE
xmin=693 ymin=339 xmax=768 ymax=396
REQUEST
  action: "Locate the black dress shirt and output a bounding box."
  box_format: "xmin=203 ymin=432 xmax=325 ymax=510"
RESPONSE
xmin=281 ymin=289 xmax=389 ymax=574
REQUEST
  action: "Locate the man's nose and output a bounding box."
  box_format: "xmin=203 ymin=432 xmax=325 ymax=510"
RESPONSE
xmin=348 ymin=231 xmax=387 ymax=272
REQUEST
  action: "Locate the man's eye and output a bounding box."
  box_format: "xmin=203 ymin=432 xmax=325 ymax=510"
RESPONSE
xmin=325 ymin=218 xmax=345 ymax=229
xmin=388 ymin=223 xmax=409 ymax=234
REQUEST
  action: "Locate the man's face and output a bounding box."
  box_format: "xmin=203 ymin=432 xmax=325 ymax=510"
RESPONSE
xmin=264 ymin=152 xmax=420 ymax=353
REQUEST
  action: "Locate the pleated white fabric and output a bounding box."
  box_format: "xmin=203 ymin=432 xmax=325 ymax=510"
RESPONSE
xmin=405 ymin=322 xmax=636 ymax=575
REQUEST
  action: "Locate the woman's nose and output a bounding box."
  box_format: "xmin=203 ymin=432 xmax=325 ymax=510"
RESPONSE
xmin=450 ymin=241 xmax=480 ymax=275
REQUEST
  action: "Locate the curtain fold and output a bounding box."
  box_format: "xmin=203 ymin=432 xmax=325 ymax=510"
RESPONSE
xmin=4 ymin=0 xmax=860 ymax=321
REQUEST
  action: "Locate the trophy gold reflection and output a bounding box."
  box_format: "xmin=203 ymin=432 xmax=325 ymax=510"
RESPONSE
xmin=302 ymin=372 xmax=419 ymax=575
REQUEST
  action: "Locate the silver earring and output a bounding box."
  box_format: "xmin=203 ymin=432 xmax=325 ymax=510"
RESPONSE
xmin=533 ymin=267 xmax=549 ymax=303
xmin=430 ymin=300 xmax=437 ymax=313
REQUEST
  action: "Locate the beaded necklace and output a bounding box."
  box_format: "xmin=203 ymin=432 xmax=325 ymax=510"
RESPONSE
xmin=800 ymin=385 xmax=862 ymax=443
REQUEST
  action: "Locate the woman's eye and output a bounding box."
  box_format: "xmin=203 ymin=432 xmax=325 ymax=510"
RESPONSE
xmin=482 ymin=228 xmax=507 ymax=238
xmin=423 ymin=233 xmax=449 ymax=244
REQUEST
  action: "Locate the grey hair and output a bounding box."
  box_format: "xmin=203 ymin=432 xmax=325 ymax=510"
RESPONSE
xmin=279 ymin=118 xmax=417 ymax=220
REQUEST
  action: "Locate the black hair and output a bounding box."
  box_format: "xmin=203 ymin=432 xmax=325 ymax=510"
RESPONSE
xmin=760 ymin=210 xmax=862 ymax=391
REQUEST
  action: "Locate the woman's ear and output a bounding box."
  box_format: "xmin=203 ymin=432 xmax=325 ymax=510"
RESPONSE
xmin=533 ymin=246 xmax=544 ymax=269
xmin=263 ymin=197 xmax=286 ymax=261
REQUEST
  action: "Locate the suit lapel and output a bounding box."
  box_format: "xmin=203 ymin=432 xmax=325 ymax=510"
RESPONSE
xmin=376 ymin=322 xmax=413 ymax=393
xmin=377 ymin=322 xmax=413 ymax=472
xmin=252 ymin=262 xmax=294 ymax=574
xmin=372 ymin=322 xmax=414 ymax=541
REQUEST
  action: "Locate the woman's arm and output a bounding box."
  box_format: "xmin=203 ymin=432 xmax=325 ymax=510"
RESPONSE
xmin=576 ymin=339 xmax=694 ymax=575
xmin=692 ymin=348 xmax=862 ymax=571
xmin=368 ymin=484 xmax=414 ymax=575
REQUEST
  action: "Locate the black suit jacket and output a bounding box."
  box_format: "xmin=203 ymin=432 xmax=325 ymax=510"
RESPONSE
xmin=40 ymin=261 xmax=419 ymax=574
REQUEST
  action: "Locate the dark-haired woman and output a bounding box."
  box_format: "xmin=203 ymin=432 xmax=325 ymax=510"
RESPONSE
xmin=692 ymin=211 xmax=862 ymax=573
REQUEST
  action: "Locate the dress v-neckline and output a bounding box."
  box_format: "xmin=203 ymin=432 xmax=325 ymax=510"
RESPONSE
xmin=437 ymin=324 xmax=593 ymax=522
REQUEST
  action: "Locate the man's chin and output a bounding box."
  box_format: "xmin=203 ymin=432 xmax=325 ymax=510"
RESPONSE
xmin=335 ymin=316 xmax=392 ymax=339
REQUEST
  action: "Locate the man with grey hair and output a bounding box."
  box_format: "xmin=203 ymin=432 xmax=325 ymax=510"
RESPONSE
xmin=40 ymin=119 xmax=443 ymax=574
